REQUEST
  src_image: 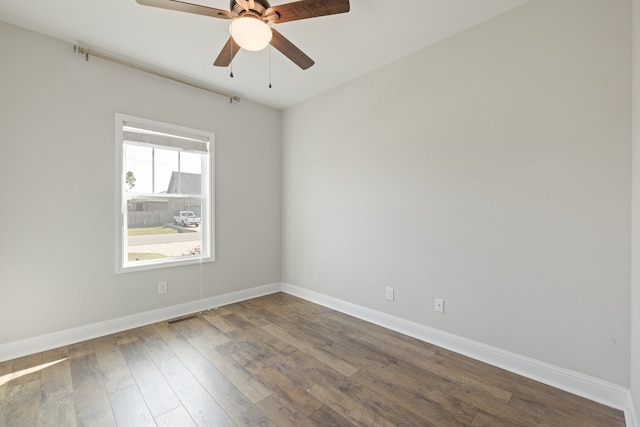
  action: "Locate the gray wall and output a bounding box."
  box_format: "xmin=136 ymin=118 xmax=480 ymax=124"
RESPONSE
xmin=282 ymin=0 xmax=631 ymax=386
xmin=632 ymin=0 xmax=640 ymax=420
xmin=0 ymin=21 xmax=281 ymax=343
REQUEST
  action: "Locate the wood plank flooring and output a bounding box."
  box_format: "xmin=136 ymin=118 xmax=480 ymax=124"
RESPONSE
xmin=0 ymin=293 xmax=626 ymax=426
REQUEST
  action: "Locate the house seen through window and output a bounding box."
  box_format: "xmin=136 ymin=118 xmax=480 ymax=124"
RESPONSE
xmin=116 ymin=114 xmax=214 ymax=272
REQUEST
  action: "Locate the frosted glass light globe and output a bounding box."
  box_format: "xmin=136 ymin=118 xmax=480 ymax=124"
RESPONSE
xmin=230 ymin=18 xmax=272 ymax=51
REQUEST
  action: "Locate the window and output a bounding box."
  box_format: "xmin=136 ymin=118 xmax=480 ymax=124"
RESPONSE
xmin=115 ymin=114 xmax=214 ymax=272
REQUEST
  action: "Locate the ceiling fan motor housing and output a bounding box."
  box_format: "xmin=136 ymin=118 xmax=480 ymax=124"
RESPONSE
xmin=231 ymin=0 xmax=271 ymax=19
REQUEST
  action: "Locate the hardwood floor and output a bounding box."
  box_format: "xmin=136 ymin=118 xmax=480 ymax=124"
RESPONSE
xmin=0 ymin=293 xmax=625 ymax=426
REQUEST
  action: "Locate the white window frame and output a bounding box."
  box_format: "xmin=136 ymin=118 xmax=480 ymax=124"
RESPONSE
xmin=115 ymin=113 xmax=215 ymax=273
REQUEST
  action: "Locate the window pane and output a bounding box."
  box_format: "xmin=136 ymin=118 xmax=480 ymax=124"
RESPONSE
xmin=127 ymin=199 xmax=203 ymax=263
xmin=124 ymin=145 xmax=152 ymax=194
xmin=167 ymin=171 xmax=201 ymax=195
xmin=154 ymin=148 xmax=178 ymax=194
xmin=181 ymin=151 xmax=202 ymax=174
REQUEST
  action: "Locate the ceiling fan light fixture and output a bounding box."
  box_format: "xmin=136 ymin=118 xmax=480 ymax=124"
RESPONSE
xmin=230 ymin=17 xmax=272 ymax=51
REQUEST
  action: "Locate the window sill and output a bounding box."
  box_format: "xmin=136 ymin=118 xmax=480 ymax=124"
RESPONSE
xmin=117 ymin=255 xmax=214 ymax=274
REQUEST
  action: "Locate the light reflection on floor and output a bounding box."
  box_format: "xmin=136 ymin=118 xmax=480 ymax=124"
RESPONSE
xmin=0 ymin=358 xmax=68 ymax=386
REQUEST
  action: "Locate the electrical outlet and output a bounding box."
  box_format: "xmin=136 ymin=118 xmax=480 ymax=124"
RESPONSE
xmin=158 ymin=281 xmax=168 ymax=295
xmin=385 ymin=287 xmax=394 ymax=301
xmin=434 ymin=298 xmax=444 ymax=313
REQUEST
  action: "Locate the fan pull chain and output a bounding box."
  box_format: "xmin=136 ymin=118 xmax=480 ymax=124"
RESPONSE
xmin=268 ymin=45 xmax=272 ymax=89
xmin=230 ymin=38 xmax=234 ymax=78
xmin=228 ymin=26 xmax=235 ymax=78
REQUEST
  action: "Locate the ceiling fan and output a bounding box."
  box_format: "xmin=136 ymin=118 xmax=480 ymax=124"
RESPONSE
xmin=135 ymin=0 xmax=351 ymax=70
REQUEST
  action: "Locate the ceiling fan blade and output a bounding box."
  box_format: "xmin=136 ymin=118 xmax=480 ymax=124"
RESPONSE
xmin=267 ymin=0 xmax=349 ymax=24
xmin=213 ymin=37 xmax=241 ymax=67
xmin=135 ymin=0 xmax=232 ymax=19
xmin=270 ymin=28 xmax=314 ymax=70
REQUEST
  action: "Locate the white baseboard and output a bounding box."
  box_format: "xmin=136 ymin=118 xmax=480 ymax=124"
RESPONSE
xmin=281 ymin=283 xmax=632 ymax=420
xmin=627 ymin=392 xmax=639 ymax=427
xmin=0 ymin=282 xmax=281 ymax=363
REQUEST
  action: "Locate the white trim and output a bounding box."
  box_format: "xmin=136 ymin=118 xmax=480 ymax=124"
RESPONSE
xmin=0 ymin=283 xmax=280 ymax=363
xmin=627 ymin=391 xmax=639 ymax=427
xmin=281 ymin=283 xmax=631 ymax=417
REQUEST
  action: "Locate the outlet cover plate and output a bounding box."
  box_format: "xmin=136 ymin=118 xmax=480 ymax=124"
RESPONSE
xmin=158 ymin=281 xmax=168 ymax=294
xmin=435 ymin=298 xmax=444 ymax=313
xmin=385 ymin=287 xmax=394 ymax=301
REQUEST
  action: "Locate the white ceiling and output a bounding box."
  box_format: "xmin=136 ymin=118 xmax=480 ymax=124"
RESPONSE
xmin=0 ymin=0 xmax=530 ymax=109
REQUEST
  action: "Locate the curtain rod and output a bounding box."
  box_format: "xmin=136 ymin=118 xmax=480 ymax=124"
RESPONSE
xmin=73 ymin=45 xmax=241 ymax=104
